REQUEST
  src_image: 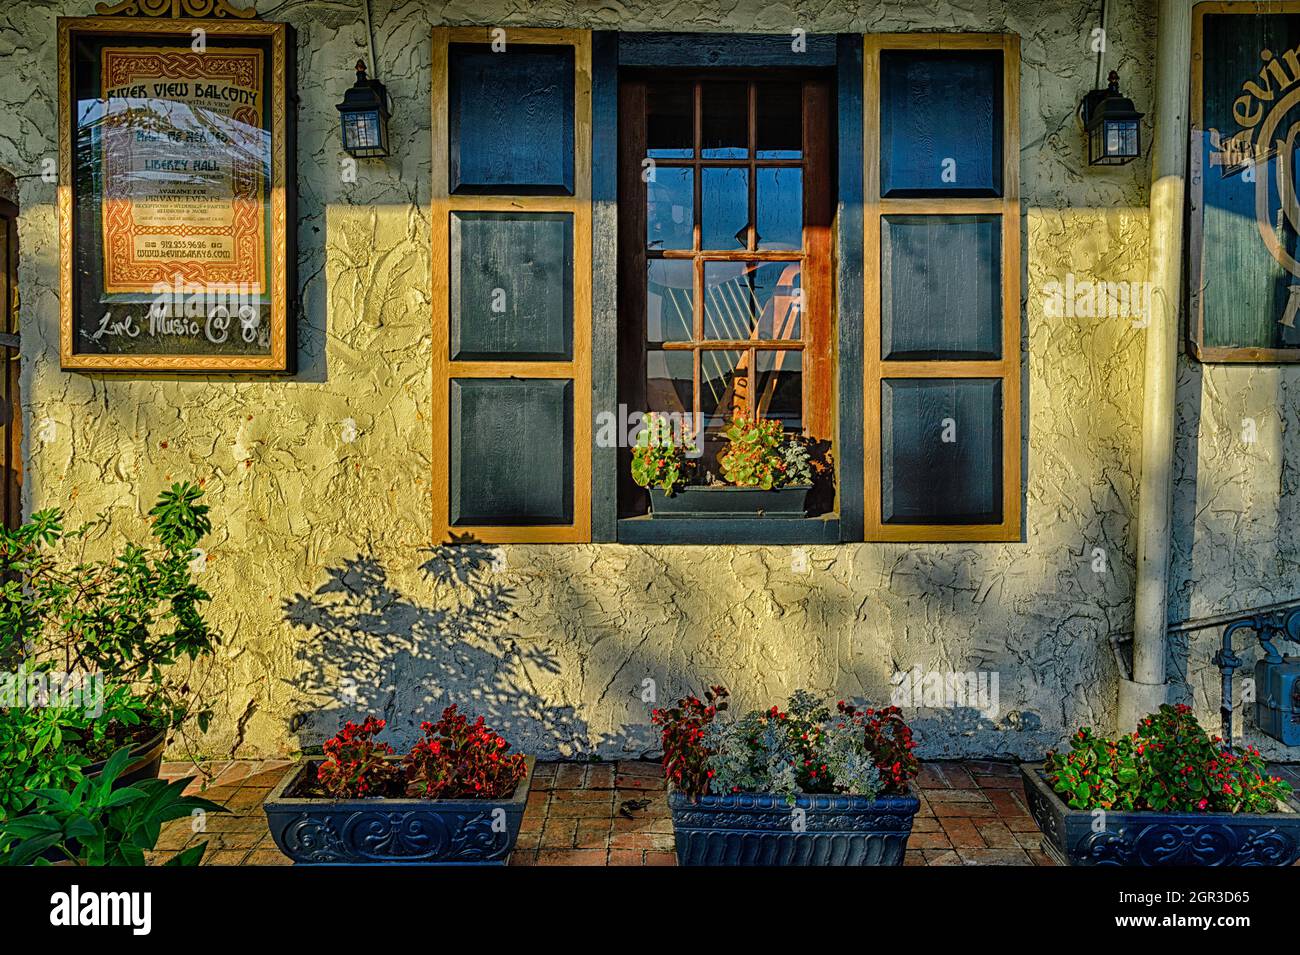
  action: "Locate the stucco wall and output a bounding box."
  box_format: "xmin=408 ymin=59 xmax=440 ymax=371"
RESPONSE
xmin=9 ymin=0 xmax=1280 ymax=763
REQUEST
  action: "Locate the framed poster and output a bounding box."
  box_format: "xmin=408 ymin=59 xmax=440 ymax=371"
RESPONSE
xmin=1190 ymin=2 xmax=1300 ymax=362
xmin=58 ymin=14 xmax=294 ymax=372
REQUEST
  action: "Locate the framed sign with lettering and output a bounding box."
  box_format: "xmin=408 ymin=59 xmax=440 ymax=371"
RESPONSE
xmin=58 ymin=13 xmax=294 ymax=372
xmin=1190 ymin=3 xmax=1300 ymax=362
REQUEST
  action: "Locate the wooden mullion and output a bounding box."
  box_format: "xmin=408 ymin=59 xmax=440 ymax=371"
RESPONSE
xmin=655 ymin=249 xmax=806 ymax=262
xmin=664 ymin=340 xmax=804 ymax=350
xmin=747 ymin=80 xmax=757 ymax=252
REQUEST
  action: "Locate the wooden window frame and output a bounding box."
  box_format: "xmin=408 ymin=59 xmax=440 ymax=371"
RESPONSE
xmin=618 ymin=72 xmax=834 ymax=473
xmin=431 ymin=27 xmax=593 ymax=543
xmin=0 ymin=197 xmax=18 ymax=531
xmin=862 ymin=33 xmax=1022 ymax=542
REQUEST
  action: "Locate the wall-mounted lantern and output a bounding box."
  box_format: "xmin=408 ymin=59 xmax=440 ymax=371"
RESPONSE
xmin=336 ymin=60 xmax=390 ymax=158
xmin=1081 ymin=70 xmax=1144 ymax=166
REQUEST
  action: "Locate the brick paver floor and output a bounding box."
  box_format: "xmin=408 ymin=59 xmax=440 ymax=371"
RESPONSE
xmin=149 ymin=758 xmax=1059 ymax=866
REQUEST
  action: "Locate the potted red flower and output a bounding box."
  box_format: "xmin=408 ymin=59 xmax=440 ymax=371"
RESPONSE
xmin=652 ymin=687 xmax=921 ymax=865
xmin=1021 ymin=704 xmax=1299 ymax=866
xmin=263 ymin=708 xmax=533 ymax=865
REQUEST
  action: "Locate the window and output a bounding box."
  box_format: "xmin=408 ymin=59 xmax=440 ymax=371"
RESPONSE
xmin=863 ymin=35 xmax=1021 ymax=541
xmin=618 ymin=74 xmax=833 ymax=515
xmin=428 ymin=32 xmax=1021 ymax=545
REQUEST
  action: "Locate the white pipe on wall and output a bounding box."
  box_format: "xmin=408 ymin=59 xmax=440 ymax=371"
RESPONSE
xmin=1121 ymin=0 xmax=1193 ymax=729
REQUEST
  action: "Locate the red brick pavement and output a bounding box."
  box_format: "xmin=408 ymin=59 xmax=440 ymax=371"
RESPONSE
xmin=149 ymin=758 xmax=1054 ymax=866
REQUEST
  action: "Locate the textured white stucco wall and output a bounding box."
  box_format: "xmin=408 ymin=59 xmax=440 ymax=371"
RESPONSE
xmin=5 ymin=0 xmax=1288 ymax=763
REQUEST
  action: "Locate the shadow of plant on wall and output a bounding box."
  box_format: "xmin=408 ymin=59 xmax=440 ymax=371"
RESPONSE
xmin=282 ymin=535 xmax=632 ymax=756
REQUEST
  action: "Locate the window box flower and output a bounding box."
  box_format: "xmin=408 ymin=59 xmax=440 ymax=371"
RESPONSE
xmin=1021 ymin=704 xmax=1300 ymax=866
xmin=263 ymin=711 xmax=533 ymax=865
xmin=652 ymin=687 xmax=921 ymax=866
xmin=632 ymin=412 xmax=821 ymax=519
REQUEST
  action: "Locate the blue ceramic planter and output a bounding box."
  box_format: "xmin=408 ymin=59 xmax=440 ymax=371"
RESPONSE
xmin=1020 ymin=763 xmax=1300 ymax=866
xmin=668 ymin=787 xmax=920 ymax=866
xmin=263 ymin=756 xmax=533 ymax=865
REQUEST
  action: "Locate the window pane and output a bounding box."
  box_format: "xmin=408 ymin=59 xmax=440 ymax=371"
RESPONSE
xmin=699 ymin=348 xmax=748 ymax=435
xmin=753 ymin=262 xmax=802 ymax=340
xmin=703 ymin=261 xmax=801 ymax=340
xmin=756 ymin=167 xmax=802 ymax=250
xmin=881 ymin=214 xmax=1001 ymax=360
xmin=646 ymin=349 xmax=693 ymax=419
xmin=755 ymin=350 xmax=803 ymax=434
xmin=757 ymin=82 xmax=802 ymax=159
xmin=647 ymin=166 xmax=693 ymax=250
xmin=703 ymin=262 xmax=754 ymax=340
xmin=881 ymin=378 xmax=1002 ymax=524
xmin=880 ymin=50 xmax=1002 ymax=197
xmin=701 ymin=167 xmax=748 ymax=250
xmin=647 ymin=260 xmax=695 ymax=345
xmin=647 ymin=83 xmax=693 ymax=158
xmin=701 ymin=82 xmax=748 ymax=159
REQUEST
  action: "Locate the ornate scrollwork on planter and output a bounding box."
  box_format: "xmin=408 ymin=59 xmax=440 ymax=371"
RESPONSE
xmin=667 ymin=789 xmax=921 ymax=865
xmin=93 ymin=0 xmax=257 ymax=18
xmin=262 ymin=759 xmax=533 ymax=865
xmin=1082 ymin=822 xmax=1299 ymax=867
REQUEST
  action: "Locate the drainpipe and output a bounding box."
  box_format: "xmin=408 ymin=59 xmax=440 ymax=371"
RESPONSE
xmin=1120 ymin=0 xmax=1192 ymax=731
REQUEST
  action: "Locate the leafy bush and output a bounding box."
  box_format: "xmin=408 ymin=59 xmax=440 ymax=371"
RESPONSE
xmin=650 ymin=686 xmax=726 ymax=796
xmin=311 ymin=708 xmax=527 ymax=800
xmin=0 ymin=704 xmax=89 ymax=821
xmin=652 ymin=687 xmax=920 ymax=800
xmin=405 ymin=705 xmax=528 ymax=799
xmin=0 ymin=746 xmax=226 ymax=866
xmin=0 ymin=482 xmax=221 ymax=823
xmin=316 ymin=716 xmax=404 ymax=798
xmin=718 ymin=414 xmax=785 ymax=489
xmin=0 ymin=482 xmax=219 ymax=735
xmin=630 ymin=413 xmax=695 ymax=495
xmin=1045 ymin=703 xmax=1293 ymax=814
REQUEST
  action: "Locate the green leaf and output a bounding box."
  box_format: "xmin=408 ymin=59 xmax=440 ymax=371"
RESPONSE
xmin=166 ymin=842 xmax=207 ymax=867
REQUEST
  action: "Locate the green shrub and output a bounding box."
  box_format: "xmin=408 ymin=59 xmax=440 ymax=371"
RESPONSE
xmin=1045 ymin=704 xmax=1292 ymax=814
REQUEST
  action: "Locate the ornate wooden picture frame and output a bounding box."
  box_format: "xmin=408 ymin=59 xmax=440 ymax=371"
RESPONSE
xmin=58 ymin=7 xmax=294 ymax=372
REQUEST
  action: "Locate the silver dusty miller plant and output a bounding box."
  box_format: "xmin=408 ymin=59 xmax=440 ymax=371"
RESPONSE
xmin=702 ymin=689 xmax=883 ymax=802
xmin=780 ymin=438 xmax=813 ymax=486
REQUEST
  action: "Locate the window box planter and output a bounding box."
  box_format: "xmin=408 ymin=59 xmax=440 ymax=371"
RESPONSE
xmin=263 ymin=755 xmax=534 ymax=865
xmin=1020 ymin=763 xmax=1300 ymax=866
xmin=649 ymin=484 xmax=812 ymax=519
xmin=667 ymin=786 xmax=920 ymax=866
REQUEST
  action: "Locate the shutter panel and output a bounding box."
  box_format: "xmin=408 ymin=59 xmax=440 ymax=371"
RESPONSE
xmin=863 ymin=33 xmax=1021 ymax=542
xmin=432 ymin=28 xmax=592 ymax=542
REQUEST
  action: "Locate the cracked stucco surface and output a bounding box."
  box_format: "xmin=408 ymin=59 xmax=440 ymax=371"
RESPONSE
xmin=4 ymin=0 xmax=1291 ymax=761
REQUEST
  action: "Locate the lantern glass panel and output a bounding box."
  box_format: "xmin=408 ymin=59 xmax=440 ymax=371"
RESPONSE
xmin=343 ymin=110 xmax=382 ymax=151
xmin=1106 ymin=118 xmax=1139 ymax=159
